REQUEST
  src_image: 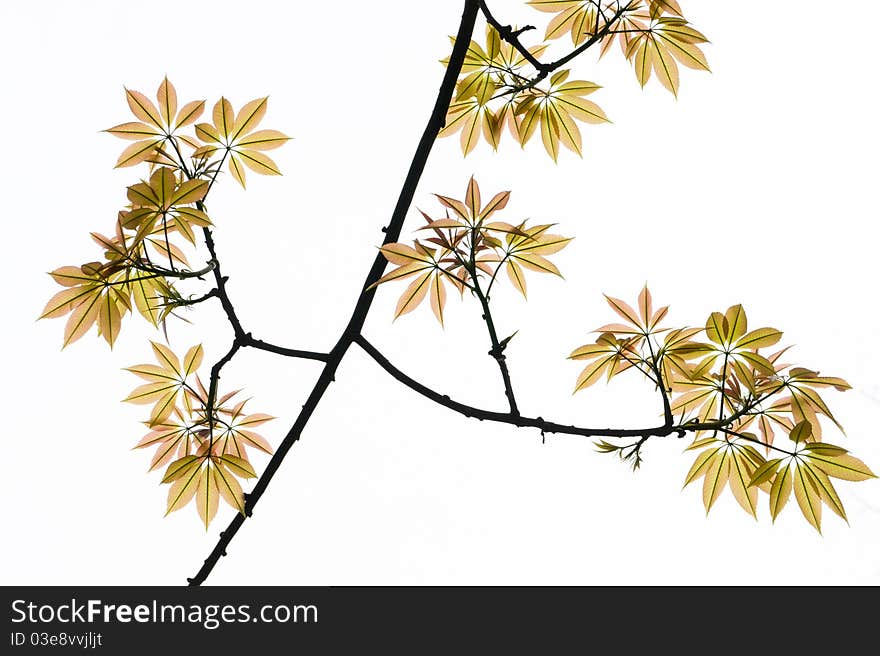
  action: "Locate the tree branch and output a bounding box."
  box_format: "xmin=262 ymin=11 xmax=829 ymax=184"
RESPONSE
xmin=466 ymin=231 xmax=519 ymax=415
xmin=241 ymin=335 xmax=329 ymax=363
xmin=479 ymin=0 xmax=636 ymax=83
xmin=355 ymin=334 xmax=675 ymax=440
xmin=187 ymin=0 xmax=482 ymax=586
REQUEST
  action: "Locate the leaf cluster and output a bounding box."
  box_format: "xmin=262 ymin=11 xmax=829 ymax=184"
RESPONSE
xmin=124 ymin=342 xmax=275 ymax=528
xmin=441 ymin=1 xmax=709 ymax=158
xmin=373 ymin=177 xmax=571 ymax=324
xmin=570 ymin=286 xmax=875 ymax=531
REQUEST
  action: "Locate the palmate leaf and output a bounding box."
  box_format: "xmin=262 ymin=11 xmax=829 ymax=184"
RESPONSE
xmin=625 ymin=16 xmax=710 ymax=96
xmin=439 ymin=25 xmax=548 ymax=155
xmin=527 ymin=1 xmax=601 ymax=46
xmin=140 ymin=373 xmax=273 ymax=527
xmin=105 ymin=77 xmax=205 ymax=168
xmin=569 ymin=333 xmax=638 ymax=391
xmin=682 ymin=440 xmax=771 ymax=517
xmin=516 ymin=73 xmax=609 ymax=161
xmin=40 ymin=265 xmax=139 ymax=349
xmin=793 ymin=461 xmax=822 ymax=532
xmin=194 ymin=96 xmax=291 ymax=189
xmin=123 ymin=166 xmax=212 ymax=246
xmin=123 ymin=342 xmax=202 ymax=427
xmin=375 ymin=178 xmax=570 ymax=323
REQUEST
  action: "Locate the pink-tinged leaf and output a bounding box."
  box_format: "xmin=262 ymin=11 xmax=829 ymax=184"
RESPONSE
xmin=506 ymin=260 xmax=527 ymax=298
xmin=649 ymin=306 xmax=669 ymax=331
xmin=234 ymin=413 xmax=275 ymax=428
xmin=434 ymin=194 xmax=470 ymax=221
xmin=151 ymin=341 xmax=181 ymax=375
xmin=637 ymin=285 xmax=652 ymax=327
xmin=233 ymin=429 xmax=273 ymax=455
xmin=379 ymin=243 xmax=430 ymax=266
xmin=174 ymin=99 xmax=205 ymax=130
xmin=459 ymin=106 xmax=482 ymax=155
xmin=157 ymin=77 xmax=177 ymax=127
xmin=40 ymin=285 xmax=98 ymax=319
xmin=604 ymin=295 xmax=642 ymax=328
xmin=235 ymin=129 xmax=291 ymax=151
xmin=429 ymin=273 xmax=447 ymax=326
xmin=213 ymin=97 xmax=235 ymax=139
xmin=196 ymin=466 xmax=220 ymax=530
xmin=394 ymin=271 xmax=432 ymax=319
xmin=165 ymin=463 xmax=202 ymax=515
xmin=417 ymin=218 xmax=468 ymax=230
xmin=125 ymin=88 xmax=163 ymax=128
xmin=371 ymin=262 xmax=432 ymax=287
xmin=123 ymin=380 xmax=178 ymax=404
xmin=479 ymin=190 xmax=511 ymax=221
xmin=149 ymin=439 xmax=184 ymax=472
xmin=62 ymin=290 xmax=102 ymax=347
xmin=465 ymin=176 xmax=481 ymax=219
xmin=97 ymin=292 xmax=122 ymax=348
xmin=213 ymin=464 xmax=246 ymax=513
xmin=115 ymin=139 xmax=161 ymax=168
xmin=594 ymin=323 xmax=643 ymax=335
xmin=104 ymin=122 xmax=163 ymax=140
xmin=49 ymin=266 xmax=97 ymax=287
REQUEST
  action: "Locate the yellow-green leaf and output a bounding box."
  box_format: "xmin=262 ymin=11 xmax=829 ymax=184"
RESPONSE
xmin=793 ymin=462 xmax=822 ymax=532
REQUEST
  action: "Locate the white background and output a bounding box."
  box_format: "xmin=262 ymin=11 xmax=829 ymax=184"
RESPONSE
xmin=2 ymin=1 xmax=879 ymax=585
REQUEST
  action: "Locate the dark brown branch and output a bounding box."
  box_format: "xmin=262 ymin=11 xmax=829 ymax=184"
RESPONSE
xmin=479 ymin=0 xmax=547 ymax=72
xmin=187 ymin=0 xmax=482 ymax=586
xmin=176 ymin=288 xmax=219 ymax=307
xmin=479 ymin=0 xmax=636 ymax=84
xmin=206 ymin=339 xmax=242 ymax=453
xmin=131 ymin=259 xmax=217 ymax=280
xmin=645 ymin=338 xmax=673 ymax=428
xmin=241 ymin=335 xmax=329 ymax=363
xmin=467 ymin=235 xmax=519 ymax=415
xmin=355 ymin=334 xmax=675 ymax=440
xmin=202 ymin=226 xmax=246 ymax=341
